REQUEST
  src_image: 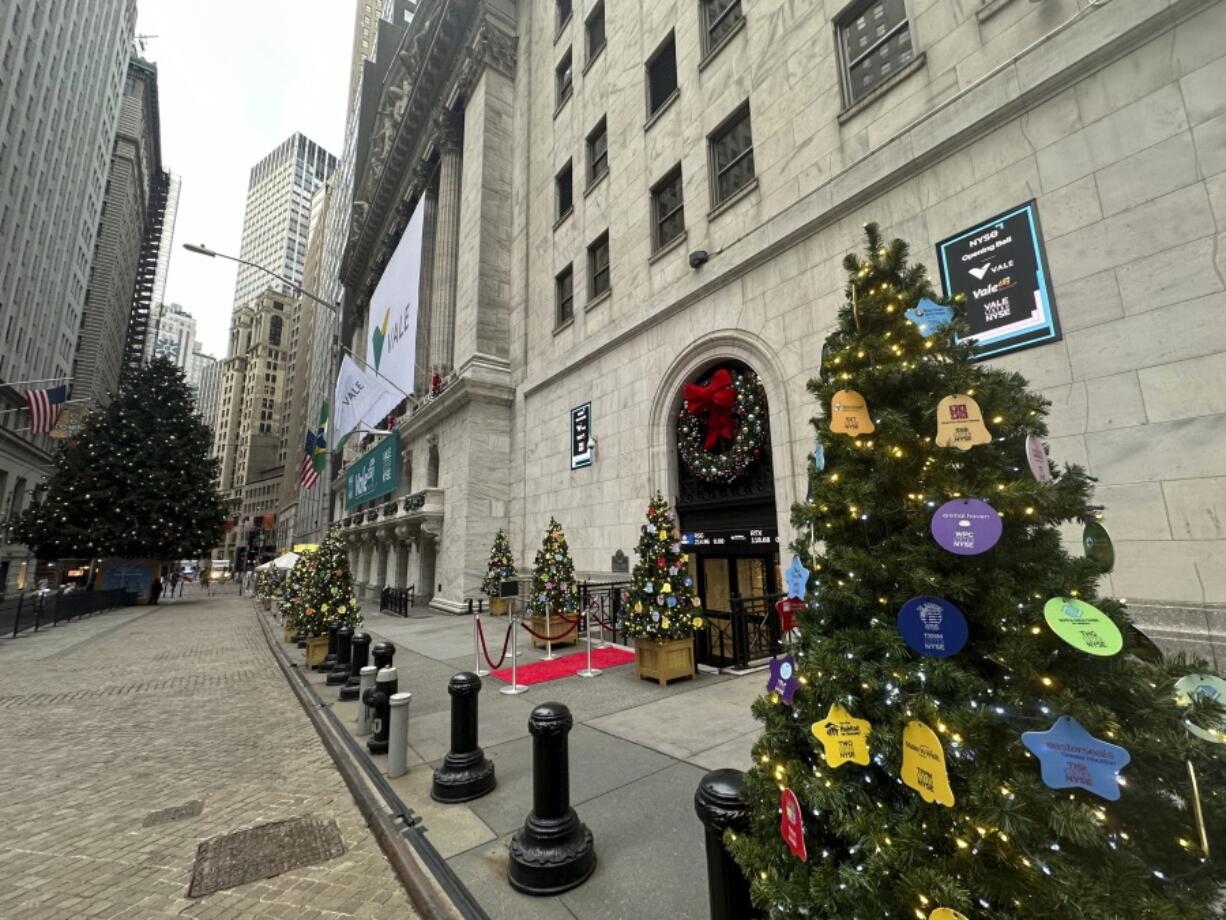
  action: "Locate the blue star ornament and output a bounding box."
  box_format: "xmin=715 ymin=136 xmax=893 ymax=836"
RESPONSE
xmin=813 ymin=441 xmax=826 ymax=472
xmin=1022 ymin=716 xmax=1131 ymax=801
xmin=905 ymin=298 xmax=955 ymax=337
xmin=784 ymin=556 xmax=810 ymax=600
xmin=767 ymin=655 xmax=800 ymax=704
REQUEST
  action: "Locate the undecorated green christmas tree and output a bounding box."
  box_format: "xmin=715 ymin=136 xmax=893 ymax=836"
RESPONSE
xmin=623 ymin=493 xmax=703 ymax=641
xmin=526 ymin=518 xmax=578 ymax=618
xmin=727 ymin=225 xmax=1226 ymax=919
xmin=15 ymin=359 xmax=225 ymax=560
xmin=481 ymin=529 xmax=517 ymax=597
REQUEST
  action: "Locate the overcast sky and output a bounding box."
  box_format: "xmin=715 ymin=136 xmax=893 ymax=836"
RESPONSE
xmin=136 ymin=0 xmax=355 ymax=358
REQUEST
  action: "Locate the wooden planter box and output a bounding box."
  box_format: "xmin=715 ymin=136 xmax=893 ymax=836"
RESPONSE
xmin=635 ymin=637 xmax=696 ymax=687
xmin=488 ymin=596 xmax=508 ymax=616
xmin=283 ymin=625 xmax=296 ymax=643
xmin=305 ymin=635 xmax=330 ymax=667
xmin=530 ymin=613 xmax=579 ymax=649
xmin=262 ymin=598 xmax=272 ymax=610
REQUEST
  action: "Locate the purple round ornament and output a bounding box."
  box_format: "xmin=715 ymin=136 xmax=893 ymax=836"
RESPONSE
xmin=930 ymin=498 xmax=1003 ymax=555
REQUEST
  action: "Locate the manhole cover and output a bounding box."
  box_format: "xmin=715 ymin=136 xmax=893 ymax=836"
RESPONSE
xmin=143 ymin=800 xmax=204 ymax=827
xmin=187 ymin=816 xmax=345 ymax=897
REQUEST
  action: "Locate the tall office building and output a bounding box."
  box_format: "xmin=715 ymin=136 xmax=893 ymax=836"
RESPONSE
xmin=231 ymin=134 xmax=337 ymax=313
xmin=195 ymin=352 xmax=221 ymax=434
xmin=0 ymin=0 xmax=136 ymax=591
xmin=75 ymin=56 xmax=164 ymax=406
xmin=149 ymin=303 xmax=198 ymax=374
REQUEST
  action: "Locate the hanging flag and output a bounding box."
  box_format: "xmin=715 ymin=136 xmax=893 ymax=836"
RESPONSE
xmin=24 ymin=385 xmax=67 ymax=433
xmin=299 ymin=432 xmax=321 ymax=489
xmin=312 ymin=400 xmax=329 ymax=477
xmin=333 ymin=355 xmax=399 ymax=442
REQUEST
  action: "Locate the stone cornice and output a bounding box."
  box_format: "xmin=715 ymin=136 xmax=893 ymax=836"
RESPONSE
xmin=342 ymin=0 xmax=517 ymax=299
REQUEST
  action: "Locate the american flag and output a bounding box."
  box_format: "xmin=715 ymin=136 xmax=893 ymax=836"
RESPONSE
xmin=24 ymin=385 xmax=67 ymax=434
xmin=299 ymin=431 xmax=320 ymax=489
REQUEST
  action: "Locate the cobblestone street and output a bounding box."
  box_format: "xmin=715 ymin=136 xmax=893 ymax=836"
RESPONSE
xmin=0 ymin=592 xmax=418 ymax=920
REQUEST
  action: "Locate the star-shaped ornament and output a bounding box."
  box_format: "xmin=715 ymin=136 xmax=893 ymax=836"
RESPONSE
xmin=1022 ymin=716 xmax=1131 ymax=801
xmin=810 ymin=703 xmax=871 ymax=767
xmin=766 ymin=655 xmax=800 ymax=704
xmin=784 ymin=555 xmax=810 ymax=600
xmin=904 ymin=298 xmax=954 ymax=337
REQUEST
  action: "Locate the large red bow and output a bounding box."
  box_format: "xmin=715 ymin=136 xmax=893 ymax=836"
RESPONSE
xmin=684 ymin=369 xmax=736 ymax=450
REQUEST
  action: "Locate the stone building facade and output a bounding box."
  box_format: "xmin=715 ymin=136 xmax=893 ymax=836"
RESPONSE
xmin=339 ymin=0 xmax=1226 ymax=623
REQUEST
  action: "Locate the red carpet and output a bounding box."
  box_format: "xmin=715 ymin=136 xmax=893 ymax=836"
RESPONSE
xmin=491 ymin=646 xmax=636 ymax=686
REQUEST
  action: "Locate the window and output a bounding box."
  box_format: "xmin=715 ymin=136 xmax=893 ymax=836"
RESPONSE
xmin=651 ymin=165 xmax=685 ymax=252
xmin=586 ymin=2 xmax=606 ymax=64
xmin=556 ymin=265 xmax=574 ymax=326
xmin=555 ymin=160 xmax=573 ymax=221
xmin=646 ymin=32 xmax=678 ymax=118
xmin=588 ymin=232 xmax=610 ymax=300
xmin=709 ymin=103 xmax=755 ymax=206
xmin=837 ymin=0 xmax=914 ymax=105
xmin=586 ymin=117 xmax=608 ymax=185
xmin=556 ymin=0 xmax=572 ymax=32
xmin=701 ymin=0 xmax=744 ymax=55
xmin=555 ymin=48 xmax=573 ymax=109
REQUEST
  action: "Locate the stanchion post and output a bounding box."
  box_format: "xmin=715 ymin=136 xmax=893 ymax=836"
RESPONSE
xmin=356 ymin=665 xmax=378 ymax=736
xmin=577 ymin=603 xmax=601 ymax=679
xmin=500 ymin=608 xmax=528 ymax=696
xmin=543 ymin=604 xmax=556 ymax=661
xmin=431 ymin=672 xmax=496 ymax=802
xmin=473 ymin=609 xmax=490 ymax=677
xmin=694 ymin=769 xmax=761 ymax=920
xmin=388 ymin=692 xmax=411 ymax=778
xmin=508 ymin=702 xmax=596 ymax=895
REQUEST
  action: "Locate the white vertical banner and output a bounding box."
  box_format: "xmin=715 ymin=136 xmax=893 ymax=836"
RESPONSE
xmin=333 ymin=355 xmax=400 ymax=442
xmin=367 ymin=199 xmax=424 ymax=396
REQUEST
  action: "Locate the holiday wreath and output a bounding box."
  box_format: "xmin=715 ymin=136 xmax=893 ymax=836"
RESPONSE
xmin=677 ymin=366 xmax=767 ymax=484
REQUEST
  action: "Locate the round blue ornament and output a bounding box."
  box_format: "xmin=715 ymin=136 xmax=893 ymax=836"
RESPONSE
xmin=897 ymin=596 xmax=968 ymax=658
xmin=667 ymin=596 xmax=677 ymax=608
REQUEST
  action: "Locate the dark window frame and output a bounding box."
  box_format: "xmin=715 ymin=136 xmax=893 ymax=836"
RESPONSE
xmin=588 ymin=231 xmax=611 ymax=301
xmin=555 ymin=46 xmax=574 ymax=110
xmin=708 ymin=101 xmax=755 ymax=208
xmin=555 ymin=264 xmax=575 ymax=327
xmin=835 ymin=0 xmax=914 ymax=107
xmin=555 ymin=159 xmax=574 ymax=223
xmin=650 ymin=164 xmax=686 ymax=253
xmin=585 ymin=1 xmax=607 ymax=67
xmin=586 ymin=116 xmax=608 ymax=187
xmin=645 ymin=31 xmax=679 ymax=120
xmin=556 ymin=0 xmax=573 ymax=36
xmin=700 ymin=0 xmax=745 ymax=58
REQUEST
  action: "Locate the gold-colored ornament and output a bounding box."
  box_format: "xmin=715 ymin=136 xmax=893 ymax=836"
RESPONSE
xmin=935 ymin=394 xmax=991 ymax=450
xmin=930 ymin=910 xmax=969 ymax=920
xmin=901 ymin=721 xmax=955 ymax=807
xmin=810 ymin=703 xmax=871 ymax=767
xmin=1188 ymin=759 xmax=1210 ymax=858
xmin=829 ymin=389 xmax=875 ymax=435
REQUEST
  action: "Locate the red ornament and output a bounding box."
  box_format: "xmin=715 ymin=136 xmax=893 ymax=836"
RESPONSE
xmin=683 ymin=368 xmax=736 ymax=450
xmin=775 ymin=597 xmax=804 ymax=632
xmin=780 ymin=787 xmax=807 ymax=861
xmin=657 ymin=557 xmax=666 ymax=568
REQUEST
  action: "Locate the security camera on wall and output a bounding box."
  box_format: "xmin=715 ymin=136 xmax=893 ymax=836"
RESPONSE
xmin=689 ymin=250 xmax=709 ymax=269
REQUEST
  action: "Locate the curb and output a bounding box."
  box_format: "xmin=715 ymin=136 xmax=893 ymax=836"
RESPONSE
xmin=255 ymin=606 xmax=490 ymax=920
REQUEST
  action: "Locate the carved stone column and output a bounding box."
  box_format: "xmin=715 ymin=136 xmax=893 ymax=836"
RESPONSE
xmin=428 ymin=112 xmax=462 ymax=376
xmin=415 ymin=174 xmax=439 ymax=395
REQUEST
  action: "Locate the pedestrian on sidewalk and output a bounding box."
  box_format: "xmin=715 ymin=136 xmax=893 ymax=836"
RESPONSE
xmin=169 ymin=571 xmax=180 ymax=599
xmin=177 ymin=574 xmax=185 ymax=598
xmin=150 ymin=575 xmax=163 ymax=606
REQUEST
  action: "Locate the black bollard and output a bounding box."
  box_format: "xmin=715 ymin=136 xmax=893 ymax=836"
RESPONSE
xmin=340 ymin=632 xmax=371 ymax=701
xmin=364 ymin=666 xmax=398 ymax=754
xmin=372 ymin=639 xmax=396 ymax=671
xmin=316 ymin=624 xmax=339 ymax=672
xmin=431 ymin=672 xmax=496 ymax=803
xmin=508 ymin=702 xmax=595 ymax=896
xmin=327 ymin=626 xmax=353 ymax=685
xmin=694 ymin=769 xmax=760 ymax=920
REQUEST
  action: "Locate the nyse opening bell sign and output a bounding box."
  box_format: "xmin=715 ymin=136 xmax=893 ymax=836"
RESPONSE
xmin=936 ymin=201 xmax=1060 ymax=359
xmin=367 ymin=197 xmax=425 ymax=396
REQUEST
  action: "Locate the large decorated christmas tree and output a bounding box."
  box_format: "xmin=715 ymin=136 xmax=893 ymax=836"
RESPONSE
xmin=728 ymin=225 xmax=1226 ymax=918
xmin=623 ymin=493 xmax=703 ymax=641
xmin=14 ymin=359 xmax=224 ymax=560
xmin=526 ymin=518 xmax=578 ymax=618
xmin=481 ymin=529 xmax=517 ymax=597
xmin=288 ymin=531 xmax=360 ymax=636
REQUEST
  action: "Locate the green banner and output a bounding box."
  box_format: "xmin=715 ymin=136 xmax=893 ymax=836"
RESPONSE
xmin=345 ymin=433 xmax=399 ymax=509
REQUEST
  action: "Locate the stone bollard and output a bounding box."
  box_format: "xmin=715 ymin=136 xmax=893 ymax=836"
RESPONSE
xmin=387 ymin=692 xmax=412 ymax=778
xmin=356 ymin=666 xmax=378 ymax=736
xmin=508 ymin=702 xmax=596 ymax=896
xmin=339 ymin=632 xmax=371 ymax=701
xmin=327 ymin=626 xmax=353 ymax=685
xmin=316 ymin=624 xmax=339 ymax=672
xmin=431 ymin=672 xmax=496 ymax=803
xmin=694 ymin=769 xmax=760 ymax=920
xmin=364 ymin=666 xmax=398 ymax=754
xmin=372 ymin=639 xmax=395 ymax=671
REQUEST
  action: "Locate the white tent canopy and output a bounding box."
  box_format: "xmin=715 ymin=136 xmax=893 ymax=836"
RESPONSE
xmin=271 ymin=552 xmax=299 ymax=570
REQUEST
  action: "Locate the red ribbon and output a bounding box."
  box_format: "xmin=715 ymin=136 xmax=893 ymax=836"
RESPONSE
xmin=684 ymin=369 xmax=736 ymax=450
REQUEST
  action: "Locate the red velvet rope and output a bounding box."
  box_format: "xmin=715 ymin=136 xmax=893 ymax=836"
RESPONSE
xmin=518 ymin=615 xmax=582 ymax=642
xmin=475 ymin=617 xmax=513 ymax=669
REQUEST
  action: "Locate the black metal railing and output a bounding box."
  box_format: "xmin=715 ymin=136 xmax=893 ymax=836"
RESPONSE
xmin=695 ymin=593 xmax=783 ymax=671
xmin=1 ymin=588 xmax=137 ymax=639
xmin=380 ymin=585 xmax=415 ymax=617
xmin=578 ymin=581 xmax=632 ymax=645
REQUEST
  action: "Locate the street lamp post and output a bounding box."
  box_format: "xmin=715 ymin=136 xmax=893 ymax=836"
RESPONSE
xmin=181 ymin=243 xmax=340 ymax=313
